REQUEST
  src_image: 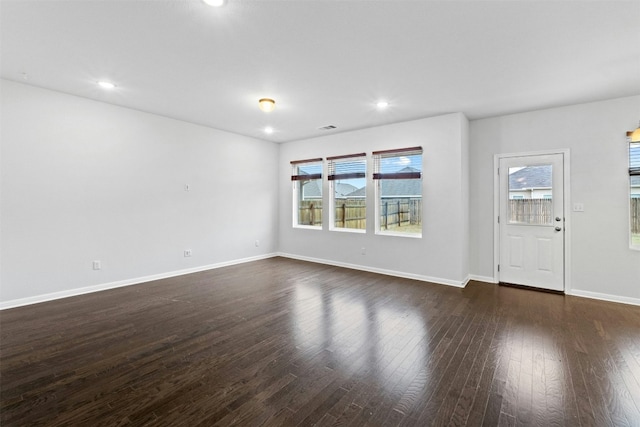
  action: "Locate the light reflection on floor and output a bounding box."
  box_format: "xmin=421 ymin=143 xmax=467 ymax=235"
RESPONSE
xmin=290 ymin=281 xmax=427 ymax=396
xmin=495 ymin=318 xmax=574 ymax=421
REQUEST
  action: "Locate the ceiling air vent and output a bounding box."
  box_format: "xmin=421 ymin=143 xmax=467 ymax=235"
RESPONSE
xmin=318 ymin=125 xmax=337 ymax=131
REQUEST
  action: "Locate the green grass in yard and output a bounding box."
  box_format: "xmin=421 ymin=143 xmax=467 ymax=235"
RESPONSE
xmin=633 ymin=234 xmax=640 ymax=246
xmin=380 ymin=223 xmax=423 ymax=234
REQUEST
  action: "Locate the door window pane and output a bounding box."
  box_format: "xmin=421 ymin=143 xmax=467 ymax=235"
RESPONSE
xmin=508 ymin=165 xmax=553 ymax=225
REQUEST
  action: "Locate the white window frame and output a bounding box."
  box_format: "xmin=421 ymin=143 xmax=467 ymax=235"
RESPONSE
xmin=327 ymin=153 xmax=367 ymax=233
xmin=373 ymin=147 xmax=423 ymax=238
xmin=291 ymin=158 xmax=323 ymax=230
xmin=629 ymin=138 xmax=640 ymax=250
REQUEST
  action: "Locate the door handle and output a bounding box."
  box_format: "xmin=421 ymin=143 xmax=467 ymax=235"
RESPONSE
xmin=555 ymin=226 xmax=562 ymax=232
xmin=555 ymin=217 xmax=562 ymax=222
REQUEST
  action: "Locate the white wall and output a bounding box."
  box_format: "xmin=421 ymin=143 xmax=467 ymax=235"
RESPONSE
xmin=3 ymin=80 xmax=636 ymax=307
xmin=0 ymin=80 xmax=279 ymax=305
xmin=470 ymin=96 xmax=640 ymax=302
xmin=278 ymin=113 xmax=470 ymax=286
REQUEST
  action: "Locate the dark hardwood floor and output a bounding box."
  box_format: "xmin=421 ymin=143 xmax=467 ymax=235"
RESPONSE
xmin=1 ymin=257 xmax=640 ymax=426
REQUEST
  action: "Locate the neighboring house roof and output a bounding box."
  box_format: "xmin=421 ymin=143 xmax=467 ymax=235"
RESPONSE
xmin=302 ymin=180 xmax=322 ymax=199
xmin=334 ymin=182 xmax=358 ymax=198
xmin=347 ymin=167 xmax=422 ymax=198
xmin=510 ymin=165 xmax=640 ymax=189
xmin=301 ymin=180 xmax=358 ymax=199
xmin=302 ymin=166 xmax=637 ymax=198
xmin=509 ymin=165 xmax=551 ymax=190
xmin=347 ymin=186 xmax=366 ymax=197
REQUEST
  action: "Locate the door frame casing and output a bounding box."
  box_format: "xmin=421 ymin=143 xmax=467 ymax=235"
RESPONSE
xmin=493 ymin=149 xmax=572 ymax=293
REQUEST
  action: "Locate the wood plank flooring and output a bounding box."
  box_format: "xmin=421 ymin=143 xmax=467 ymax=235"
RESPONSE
xmin=1 ymin=257 xmax=640 ymax=426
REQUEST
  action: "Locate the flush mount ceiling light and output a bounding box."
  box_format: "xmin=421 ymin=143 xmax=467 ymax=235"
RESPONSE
xmin=264 ymin=126 xmax=274 ymax=134
xmin=376 ymin=100 xmax=389 ymax=109
xmin=97 ymin=80 xmax=116 ymax=89
xmin=628 ymin=121 xmax=640 ymax=142
xmin=202 ymin=0 xmax=225 ymax=7
xmin=258 ymin=98 xmax=276 ymax=113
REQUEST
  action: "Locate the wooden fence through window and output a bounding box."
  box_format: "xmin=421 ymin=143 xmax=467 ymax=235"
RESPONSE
xmin=508 ymin=199 xmax=553 ymax=225
xmin=334 ymin=199 xmax=367 ymax=229
xmin=298 ymin=200 xmax=323 ymax=226
xmin=299 ymin=198 xmax=640 ymax=233
xmin=380 ymin=199 xmax=421 ymax=230
xmin=298 ymin=198 xmax=422 ymax=229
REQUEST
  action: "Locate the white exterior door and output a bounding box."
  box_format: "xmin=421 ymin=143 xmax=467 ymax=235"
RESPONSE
xmin=499 ymin=153 xmax=565 ymax=291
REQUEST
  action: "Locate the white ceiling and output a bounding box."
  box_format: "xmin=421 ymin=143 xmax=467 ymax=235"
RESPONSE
xmin=2 ymin=0 xmax=639 ymax=143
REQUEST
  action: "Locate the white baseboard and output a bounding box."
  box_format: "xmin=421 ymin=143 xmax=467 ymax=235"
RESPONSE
xmin=0 ymin=253 xmax=278 ymax=310
xmin=466 ymin=277 xmax=640 ymax=306
xmin=277 ymin=252 xmax=468 ymax=288
xmin=468 ymin=274 xmax=498 ymax=284
xmin=567 ymin=289 xmax=640 ymax=307
xmin=5 ymin=253 xmax=637 ymax=309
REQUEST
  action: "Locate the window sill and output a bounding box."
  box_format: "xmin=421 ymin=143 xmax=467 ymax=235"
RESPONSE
xmin=376 ymin=231 xmax=422 ymax=239
xmin=329 ymin=227 xmax=366 ymax=234
xmin=293 ymin=225 xmax=322 ymax=231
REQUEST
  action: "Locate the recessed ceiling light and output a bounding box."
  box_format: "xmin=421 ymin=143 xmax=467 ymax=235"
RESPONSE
xmin=203 ymin=0 xmax=225 ymax=7
xmin=376 ymin=101 xmax=389 ymax=109
xmin=264 ymin=126 xmax=274 ymax=134
xmin=98 ymin=80 xmax=116 ymax=89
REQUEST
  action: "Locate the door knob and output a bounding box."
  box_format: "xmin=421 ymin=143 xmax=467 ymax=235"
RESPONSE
xmin=555 ymin=217 xmax=562 ymax=222
xmin=555 ymin=226 xmax=562 ymax=231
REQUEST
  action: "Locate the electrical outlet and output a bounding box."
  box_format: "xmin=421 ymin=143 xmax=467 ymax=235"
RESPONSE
xmin=184 ymin=249 xmax=192 ymax=257
xmin=361 ymin=247 xmax=366 ymax=255
xmin=573 ymin=203 xmax=584 ymax=212
xmin=255 ymin=240 xmax=260 ymax=247
xmin=92 ymin=260 xmax=101 ymax=270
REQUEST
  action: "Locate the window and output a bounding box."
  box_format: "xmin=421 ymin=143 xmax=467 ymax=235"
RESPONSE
xmin=291 ymin=158 xmax=323 ymax=228
xmin=629 ymin=139 xmax=640 ymax=248
xmin=373 ymin=147 xmax=423 ymax=236
xmin=507 ymin=164 xmax=553 ymax=225
xmin=327 ymin=153 xmax=366 ymax=231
